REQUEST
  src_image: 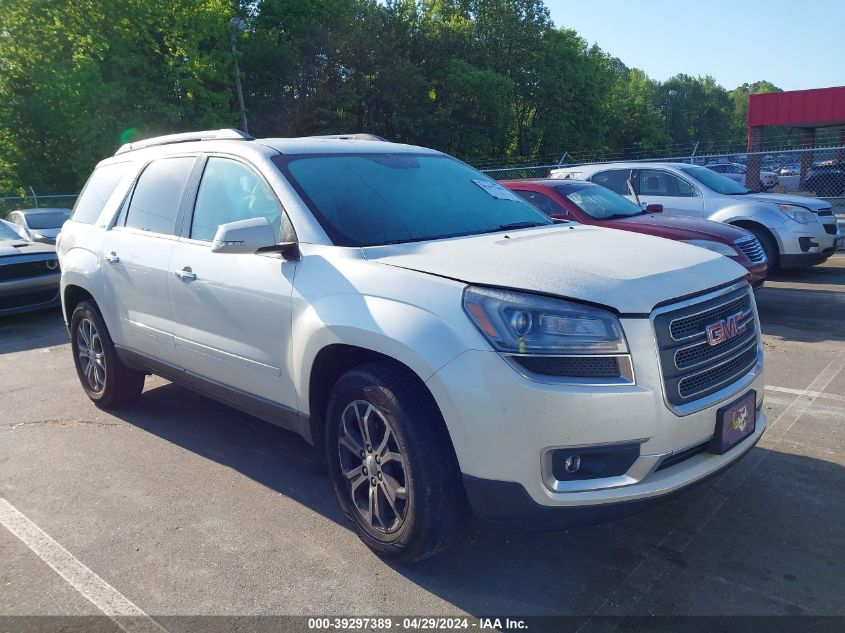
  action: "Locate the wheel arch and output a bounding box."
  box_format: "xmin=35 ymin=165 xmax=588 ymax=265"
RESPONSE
xmin=304 ymin=343 xmax=450 ymax=450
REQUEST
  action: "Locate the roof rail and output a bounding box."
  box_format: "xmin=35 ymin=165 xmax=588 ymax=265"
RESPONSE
xmin=115 ymin=128 xmax=254 ymax=155
xmin=308 ymin=133 xmax=389 ymax=142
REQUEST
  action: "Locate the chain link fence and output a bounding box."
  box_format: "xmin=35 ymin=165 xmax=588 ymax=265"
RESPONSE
xmin=478 ymin=145 xmax=845 ymax=206
xmin=0 ymin=194 xmax=78 ymax=220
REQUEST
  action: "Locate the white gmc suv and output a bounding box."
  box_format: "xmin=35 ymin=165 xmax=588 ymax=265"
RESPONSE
xmin=58 ymin=130 xmax=767 ymax=561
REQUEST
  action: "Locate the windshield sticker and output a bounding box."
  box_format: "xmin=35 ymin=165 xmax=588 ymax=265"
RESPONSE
xmin=472 ymin=179 xmax=522 ymax=201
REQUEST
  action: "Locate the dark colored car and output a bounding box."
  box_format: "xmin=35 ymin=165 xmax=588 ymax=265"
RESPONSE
xmin=0 ymin=219 xmax=61 ymax=316
xmin=503 ymin=179 xmax=768 ymax=289
xmin=804 ymin=163 xmax=845 ymax=197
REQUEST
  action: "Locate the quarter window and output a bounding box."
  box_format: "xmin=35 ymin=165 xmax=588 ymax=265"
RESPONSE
xmin=191 ymin=158 xmax=283 ymax=243
xmin=638 ymin=170 xmax=696 ymax=197
xmin=72 ymin=163 xmax=129 ymax=225
xmin=589 ymin=170 xmax=632 ymax=195
xmin=125 ymin=157 xmax=196 ymax=235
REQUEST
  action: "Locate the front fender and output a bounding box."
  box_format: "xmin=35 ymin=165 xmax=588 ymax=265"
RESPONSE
xmin=708 ymin=204 xmax=789 ymax=250
xmin=59 ymin=247 xmax=103 ymax=325
xmin=292 ymin=292 xmax=479 ymax=415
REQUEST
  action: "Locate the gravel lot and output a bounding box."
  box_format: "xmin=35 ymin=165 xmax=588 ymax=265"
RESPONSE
xmin=1 ymin=256 xmax=844 ymax=630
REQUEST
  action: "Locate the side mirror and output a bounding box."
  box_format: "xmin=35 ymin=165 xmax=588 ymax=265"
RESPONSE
xmin=645 ymin=204 xmax=663 ymax=213
xmin=211 ymin=217 xmax=299 ymax=260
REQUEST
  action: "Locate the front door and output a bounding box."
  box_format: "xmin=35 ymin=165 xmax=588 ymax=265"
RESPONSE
xmin=635 ymin=168 xmax=705 ymax=217
xmin=168 ymin=156 xmax=299 ymax=413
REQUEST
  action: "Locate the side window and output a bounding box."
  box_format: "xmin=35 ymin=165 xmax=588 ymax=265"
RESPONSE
xmin=638 ymin=170 xmax=695 ymax=197
xmin=589 ymin=169 xmax=631 ymax=195
xmin=71 ymin=163 xmax=129 ymax=225
xmin=125 ymin=157 xmax=196 ymax=235
xmin=513 ymin=190 xmax=568 ymax=217
xmin=190 ymin=158 xmax=283 ymax=243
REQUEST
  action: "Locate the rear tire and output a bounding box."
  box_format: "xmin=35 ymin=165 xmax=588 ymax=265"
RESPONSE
xmin=325 ymin=362 xmax=469 ymax=562
xmin=70 ymin=300 xmax=145 ymax=409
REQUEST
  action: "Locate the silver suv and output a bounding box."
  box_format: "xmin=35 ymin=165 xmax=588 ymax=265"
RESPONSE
xmin=58 ymin=130 xmax=767 ymax=561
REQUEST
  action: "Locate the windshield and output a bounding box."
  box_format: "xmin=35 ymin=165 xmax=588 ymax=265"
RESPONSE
xmin=274 ymin=153 xmax=551 ymax=246
xmin=679 ymin=165 xmax=749 ymax=195
xmin=25 ymin=210 xmax=70 ymax=229
xmin=558 ymin=185 xmax=644 ymax=219
xmin=0 ymin=221 xmax=22 ymax=240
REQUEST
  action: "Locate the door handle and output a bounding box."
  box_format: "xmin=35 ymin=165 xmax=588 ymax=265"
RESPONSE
xmin=174 ymin=267 xmax=197 ymax=282
xmin=104 ymin=252 xmax=120 ymax=264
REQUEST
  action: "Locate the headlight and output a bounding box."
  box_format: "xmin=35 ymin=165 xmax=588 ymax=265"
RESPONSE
xmin=680 ymin=240 xmax=738 ymax=256
xmin=779 ymin=204 xmax=816 ymax=224
xmin=463 ymin=286 xmax=627 ymax=355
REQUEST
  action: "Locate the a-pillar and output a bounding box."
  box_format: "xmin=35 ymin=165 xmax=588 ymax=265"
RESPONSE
xmin=799 ymin=127 xmax=815 ymax=190
xmin=746 ymin=126 xmax=763 ymax=191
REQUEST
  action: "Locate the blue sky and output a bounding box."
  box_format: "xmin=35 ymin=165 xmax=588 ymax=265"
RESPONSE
xmin=547 ymin=0 xmax=845 ymax=92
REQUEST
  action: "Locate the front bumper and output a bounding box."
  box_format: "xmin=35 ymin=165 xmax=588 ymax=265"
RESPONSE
xmin=0 ymin=272 xmax=61 ymax=316
xmin=776 ymin=217 xmax=839 ymax=267
xmin=426 ymin=314 xmax=766 ymax=520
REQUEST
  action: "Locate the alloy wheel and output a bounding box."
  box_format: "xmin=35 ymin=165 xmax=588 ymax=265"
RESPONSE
xmin=337 ymin=400 xmax=408 ymax=533
xmin=76 ymin=318 xmax=105 ymax=392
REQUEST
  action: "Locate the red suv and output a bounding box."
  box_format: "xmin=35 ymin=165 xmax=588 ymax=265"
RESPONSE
xmin=504 ymin=179 xmax=767 ymax=289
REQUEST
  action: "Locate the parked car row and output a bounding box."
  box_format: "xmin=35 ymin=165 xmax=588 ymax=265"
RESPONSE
xmin=550 ymin=161 xmax=841 ymax=270
xmin=55 ymin=130 xmax=769 ymax=562
xmin=705 ymin=162 xmax=780 ymax=191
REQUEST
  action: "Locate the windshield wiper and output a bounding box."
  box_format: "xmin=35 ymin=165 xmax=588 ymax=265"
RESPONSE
xmin=602 ymin=212 xmax=646 ymax=220
xmin=480 ymin=221 xmax=549 ymax=233
xmin=725 ymin=191 xmax=753 ymax=195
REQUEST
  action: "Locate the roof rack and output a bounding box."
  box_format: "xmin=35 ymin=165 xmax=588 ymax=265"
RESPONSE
xmin=307 ymin=133 xmax=388 ymax=142
xmin=115 ymin=128 xmax=254 ymax=155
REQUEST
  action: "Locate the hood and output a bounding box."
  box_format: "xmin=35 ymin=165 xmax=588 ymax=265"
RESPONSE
xmin=745 ymin=192 xmax=831 ymax=211
xmin=362 ymin=225 xmax=748 ymax=314
xmin=0 ymin=239 xmax=57 ymax=257
xmin=603 ymin=214 xmax=750 ymax=242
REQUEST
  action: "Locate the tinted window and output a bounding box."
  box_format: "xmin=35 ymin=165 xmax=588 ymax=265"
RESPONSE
xmin=125 ymin=157 xmax=195 ymax=235
xmin=513 ymin=190 xmax=568 ymax=217
xmin=589 ymin=169 xmax=631 ymax=195
xmin=274 ymin=153 xmax=550 ymax=246
xmin=191 ymin=158 xmax=283 ymax=242
xmin=638 ymin=169 xmax=696 ymax=197
xmin=677 ymin=165 xmax=748 ymax=195
xmin=72 ymin=163 xmax=129 ymax=224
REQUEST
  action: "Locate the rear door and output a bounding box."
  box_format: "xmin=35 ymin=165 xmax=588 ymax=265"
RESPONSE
xmin=100 ymin=155 xmax=198 ymax=364
xmin=634 ymin=168 xmax=705 ymax=217
xmin=168 ymin=155 xmax=299 ymax=414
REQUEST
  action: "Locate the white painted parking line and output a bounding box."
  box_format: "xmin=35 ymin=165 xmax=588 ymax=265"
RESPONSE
xmin=0 ymin=498 xmax=167 ymax=633
xmin=765 ymin=384 xmax=845 ymax=403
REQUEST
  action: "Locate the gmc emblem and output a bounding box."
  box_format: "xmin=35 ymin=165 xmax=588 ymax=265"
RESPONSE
xmin=705 ymin=312 xmax=746 ymax=346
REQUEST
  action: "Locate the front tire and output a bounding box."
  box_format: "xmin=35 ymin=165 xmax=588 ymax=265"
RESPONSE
xmin=325 ymin=362 xmax=469 ymax=562
xmin=70 ymin=300 xmax=145 ymax=409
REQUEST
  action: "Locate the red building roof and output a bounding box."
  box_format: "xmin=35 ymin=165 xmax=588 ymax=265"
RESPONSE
xmin=748 ymin=86 xmax=845 ymax=128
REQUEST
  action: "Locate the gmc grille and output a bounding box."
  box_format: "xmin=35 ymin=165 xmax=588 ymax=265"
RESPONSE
xmin=654 ymin=285 xmax=760 ymax=407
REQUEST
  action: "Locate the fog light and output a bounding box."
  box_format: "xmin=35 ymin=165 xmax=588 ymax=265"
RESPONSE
xmin=799 ymin=237 xmax=819 ymax=252
xmin=564 ymin=455 xmax=581 ymax=474
xmin=550 ymin=444 xmax=640 ymax=481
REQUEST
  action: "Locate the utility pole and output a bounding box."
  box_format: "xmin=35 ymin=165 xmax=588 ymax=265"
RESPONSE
xmin=228 ymin=17 xmax=248 ymax=134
